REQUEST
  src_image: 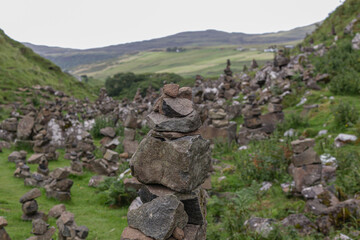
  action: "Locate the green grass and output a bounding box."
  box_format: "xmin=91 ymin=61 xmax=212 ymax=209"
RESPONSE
xmin=0 ymin=148 xmax=128 ymax=240
xmin=72 ymin=44 xmax=282 ymax=80
xmin=0 ymin=29 xmax=97 ymax=104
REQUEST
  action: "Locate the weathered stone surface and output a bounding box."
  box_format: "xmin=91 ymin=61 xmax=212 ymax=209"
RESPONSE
xmin=1 ymin=118 xmax=17 ymax=132
xmin=124 ymin=128 xmax=136 ymax=141
xmin=124 ymin=177 xmax=143 ymax=192
xmin=163 ymin=84 xmax=180 ymax=98
xmin=58 ymin=212 xmax=74 ymax=225
xmin=292 ymin=148 xmax=321 ymax=167
xmin=162 ymin=98 xmax=194 ymax=118
xmin=123 ymin=140 xmax=139 ymax=156
xmin=291 ymin=138 xmax=315 ymax=154
xmin=21 ymin=211 xmax=46 ymax=221
xmin=183 ymin=224 xmax=206 ymax=240
xmin=125 ymin=112 xmax=138 ymax=129
xmin=46 ymin=189 xmax=71 ymax=201
xmin=199 ymin=122 xmax=237 ymax=142
xmin=212 ymin=119 xmax=229 ymax=128
xmin=334 ymin=134 xmax=358 ymax=148
xmin=22 ymin=200 xmax=39 ymax=215
xmin=8 ymin=151 xmax=25 ymax=162
xmin=103 ymin=149 xmax=119 ymax=162
xmin=352 ymin=33 xmax=360 ymax=50
xmin=139 ymin=185 xmax=207 ymax=225
xmin=178 ymin=87 xmax=192 ymax=100
xmin=48 ymin=204 xmax=66 ymax=219
xmin=20 ymin=188 xmax=41 ymax=203
xmin=53 ymin=179 xmax=74 ymax=192
xmin=129 ymin=197 xmax=143 ymax=212
xmin=292 ymin=164 xmax=322 ymax=192
xmin=76 ymin=225 xmax=89 ymax=239
xmin=208 ymin=109 xmax=226 ymax=120
xmin=49 ymin=168 xmax=69 ymax=180
xmin=147 ymin=111 xmax=201 ymax=133
xmin=127 ymin=195 xmax=188 ymax=240
xmin=32 ymin=218 xmax=48 ymax=235
xmin=131 ymin=135 xmax=211 ymax=192
xmin=17 ymin=115 xmax=35 ymax=140
xmin=121 ymin=227 xmax=153 ymax=240
xmin=28 ymin=153 xmax=45 ymax=164
xmin=281 ymin=214 xmax=316 ymax=236
xmin=244 ymin=116 xmax=262 ymax=129
xmin=100 ymin=127 xmax=116 ymax=138
xmin=172 ymin=227 xmax=184 ymax=240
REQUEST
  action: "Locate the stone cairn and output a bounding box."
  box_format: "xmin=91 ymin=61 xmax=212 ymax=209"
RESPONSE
xmin=123 ymin=110 xmax=139 ymax=157
xmin=56 ymin=211 xmax=89 ymax=240
xmin=44 ymin=168 xmax=73 ymax=201
xmin=290 ymin=138 xmax=322 ymax=194
xmin=19 ymin=188 xmax=46 ymax=221
xmin=91 ymin=149 xmax=120 ymax=176
xmin=238 ymin=93 xmax=267 ymax=145
xmin=27 ymin=219 xmax=56 ymax=240
xmin=121 ymin=84 xmax=211 ymax=240
xmin=0 ymin=216 xmax=11 ymax=240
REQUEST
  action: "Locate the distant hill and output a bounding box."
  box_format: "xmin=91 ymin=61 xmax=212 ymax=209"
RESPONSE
xmin=24 ymin=24 xmax=317 ymax=71
xmin=0 ymin=29 xmax=96 ymax=103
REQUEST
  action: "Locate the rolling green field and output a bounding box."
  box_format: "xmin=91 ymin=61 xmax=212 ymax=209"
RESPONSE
xmin=72 ymin=44 xmax=291 ymax=80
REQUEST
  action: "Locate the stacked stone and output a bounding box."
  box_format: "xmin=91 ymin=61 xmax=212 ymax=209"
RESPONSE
xmin=44 ymin=168 xmax=73 ymax=201
xmin=221 ymin=60 xmax=237 ymax=100
xmin=0 ymin=117 xmax=17 ymax=141
xmin=33 ymin=129 xmax=59 ymax=161
xmin=260 ymin=97 xmax=285 ymax=134
xmin=90 ymin=149 xmax=119 ymax=176
xmin=238 ymin=94 xmax=267 ymax=145
xmin=0 ymin=216 xmax=11 ymax=240
xmin=8 ymin=150 xmax=27 ymax=163
xmin=14 ymin=161 xmax=31 ymax=179
xmin=121 ymin=84 xmax=211 ymax=240
xmin=19 ymin=188 xmax=46 ymax=221
xmin=66 ymin=151 xmax=83 ymax=175
xmin=27 ymin=219 xmax=55 ymax=240
xmin=56 ymin=212 xmax=89 ymax=240
xmin=200 ymin=108 xmax=237 ymax=143
xmin=290 ymin=138 xmax=322 ymax=193
xmin=123 ymin=110 xmax=139 ymax=157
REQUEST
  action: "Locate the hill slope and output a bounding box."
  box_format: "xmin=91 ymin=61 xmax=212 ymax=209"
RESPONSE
xmin=0 ymin=29 xmax=96 ymax=103
xmin=24 ymin=24 xmax=316 ymax=70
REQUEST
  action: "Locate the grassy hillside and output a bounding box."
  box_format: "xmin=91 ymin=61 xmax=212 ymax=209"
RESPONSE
xmin=24 ymin=24 xmax=316 ymax=70
xmin=0 ymin=29 xmax=96 ymax=103
xmin=72 ymin=44 xmax=280 ymax=80
xmin=304 ymin=0 xmax=360 ymax=45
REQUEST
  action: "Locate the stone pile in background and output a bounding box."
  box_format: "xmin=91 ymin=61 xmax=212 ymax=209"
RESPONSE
xmin=44 ymin=168 xmax=73 ymax=201
xmin=0 ymin=216 xmax=11 ymax=240
xmin=56 ymin=211 xmax=89 ymax=240
xmin=19 ymin=188 xmax=46 ymax=221
xmin=27 ymin=219 xmax=55 ymax=240
xmin=121 ymin=84 xmax=211 ymax=240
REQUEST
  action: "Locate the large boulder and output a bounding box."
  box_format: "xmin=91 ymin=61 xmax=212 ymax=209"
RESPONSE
xmin=20 ymin=188 xmax=41 ymax=203
xmin=130 ymin=135 xmax=211 ymax=193
xmin=17 ymin=115 xmax=35 ymax=140
xmin=146 ymin=111 xmax=201 ymax=133
xmin=127 ymin=195 xmax=188 ymax=240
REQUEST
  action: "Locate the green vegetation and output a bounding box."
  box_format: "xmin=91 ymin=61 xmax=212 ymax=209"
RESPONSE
xmin=303 ymin=0 xmax=360 ymax=45
xmin=0 ymin=29 xmax=97 ymax=103
xmin=105 ymin=72 xmax=183 ymax=98
xmin=74 ymin=46 xmax=275 ymax=80
xmin=0 ymin=148 xmax=128 ymax=239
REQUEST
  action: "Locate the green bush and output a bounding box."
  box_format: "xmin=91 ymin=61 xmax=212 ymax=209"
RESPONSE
xmin=97 ymin=177 xmax=136 ymax=206
xmin=277 ymin=112 xmax=309 ymax=133
xmin=312 ymin=39 xmax=360 ymax=96
xmin=332 ymin=101 xmax=359 ymax=128
xmin=90 ymin=117 xmax=115 ymax=139
xmin=335 ymin=150 xmax=360 ymax=195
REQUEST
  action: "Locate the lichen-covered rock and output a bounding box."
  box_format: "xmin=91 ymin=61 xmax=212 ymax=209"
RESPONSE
xmin=127 ymin=195 xmax=188 ymax=240
xmin=131 ymin=135 xmax=210 ymax=193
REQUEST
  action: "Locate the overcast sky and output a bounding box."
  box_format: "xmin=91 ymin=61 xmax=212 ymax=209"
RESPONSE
xmin=0 ymin=0 xmax=344 ymax=49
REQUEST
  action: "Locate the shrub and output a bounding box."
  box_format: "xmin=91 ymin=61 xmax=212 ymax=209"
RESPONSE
xmin=335 ymin=150 xmax=360 ymax=195
xmin=329 ymin=69 xmax=360 ymax=95
xmin=90 ymin=117 xmax=115 ymax=139
xmin=96 ymin=177 xmax=136 ymax=206
xmin=332 ymin=101 xmax=359 ymax=128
